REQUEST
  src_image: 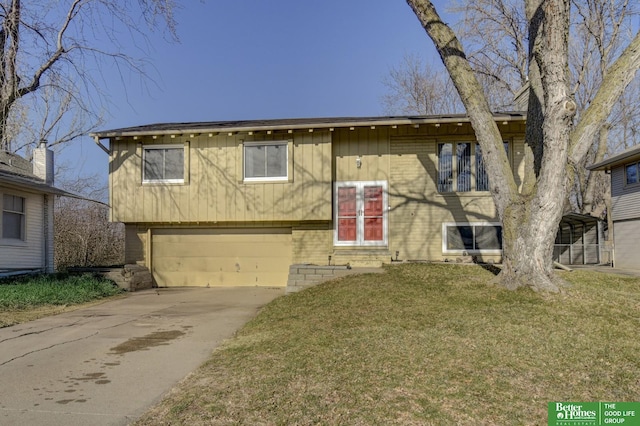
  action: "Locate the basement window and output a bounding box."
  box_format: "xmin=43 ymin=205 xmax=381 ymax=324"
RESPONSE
xmin=143 ymin=145 xmax=184 ymax=183
xmin=442 ymin=222 xmax=503 ymax=254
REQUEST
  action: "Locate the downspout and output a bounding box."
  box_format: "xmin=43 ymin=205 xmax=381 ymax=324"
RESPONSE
xmin=43 ymin=193 xmax=51 ymax=273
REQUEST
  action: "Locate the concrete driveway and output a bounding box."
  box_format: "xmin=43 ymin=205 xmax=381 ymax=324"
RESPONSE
xmin=0 ymin=286 xmax=283 ymax=425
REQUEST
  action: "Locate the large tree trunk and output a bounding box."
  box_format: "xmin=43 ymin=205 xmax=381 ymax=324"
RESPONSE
xmin=501 ymin=200 xmax=565 ymax=292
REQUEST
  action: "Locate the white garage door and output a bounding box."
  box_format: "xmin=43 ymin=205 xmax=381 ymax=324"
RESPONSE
xmin=151 ymin=228 xmax=292 ymax=287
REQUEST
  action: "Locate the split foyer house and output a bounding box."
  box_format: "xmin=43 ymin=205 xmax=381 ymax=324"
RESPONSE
xmin=94 ymin=113 xmax=534 ymax=288
xmin=589 ymin=143 xmax=640 ymax=270
xmin=0 ymin=143 xmax=74 ymax=276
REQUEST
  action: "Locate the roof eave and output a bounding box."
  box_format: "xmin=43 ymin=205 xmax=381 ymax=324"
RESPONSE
xmin=588 ymin=149 xmax=640 ymax=171
xmin=91 ymin=113 xmax=527 ymax=139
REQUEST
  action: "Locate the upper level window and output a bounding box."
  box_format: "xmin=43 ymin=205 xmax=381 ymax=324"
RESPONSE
xmin=2 ymin=194 xmax=25 ymax=240
xmin=476 ymin=142 xmax=510 ymax=191
xmin=143 ymin=145 xmax=184 ymax=183
xmin=437 ymin=142 xmax=473 ymax=192
xmin=244 ymin=141 xmax=288 ymax=181
xmin=626 ymin=162 xmax=639 ymax=185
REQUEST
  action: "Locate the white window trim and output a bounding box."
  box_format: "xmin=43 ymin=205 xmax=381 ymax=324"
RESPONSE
xmin=438 ymin=141 xmax=512 ymax=193
xmin=334 ymin=180 xmax=388 ymax=247
xmin=442 ymin=222 xmax=503 ymax=255
xmin=243 ymin=141 xmax=289 ymax=182
xmin=1 ymin=193 xmax=26 ymax=243
xmin=625 ymin=161 xmax=640 ymax=186
xmin=142 ymin=144 xmax=185 ymax=184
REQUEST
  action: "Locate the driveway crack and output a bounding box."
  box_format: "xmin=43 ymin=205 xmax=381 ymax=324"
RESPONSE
xmin=0 ymin=331 xmax=100 ymax=366
xmin=0 ymin=318 xmax=86 ymax=344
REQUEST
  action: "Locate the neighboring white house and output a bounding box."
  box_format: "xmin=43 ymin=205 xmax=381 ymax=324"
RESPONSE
xmin=0 ymin=143 xmax=75 ymax=276
xmin=589 ymin=144 xmax=640 ymax=270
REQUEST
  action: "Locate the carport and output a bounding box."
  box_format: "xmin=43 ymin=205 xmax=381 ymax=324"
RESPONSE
xmin=554 ymin=213 xmax=604 ymax=265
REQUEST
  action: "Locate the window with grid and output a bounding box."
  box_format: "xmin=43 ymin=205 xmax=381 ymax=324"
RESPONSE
xmin=2 ymin=194 xmax=25 ymax=240
xmin=476 ymin=142 xmax=510 ymax=191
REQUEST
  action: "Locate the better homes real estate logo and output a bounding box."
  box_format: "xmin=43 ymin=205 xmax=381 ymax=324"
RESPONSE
xmin=550 ymin=403 xmax=598 ymax=425
xmin=549 ymin=402 xmax=640 ymax=426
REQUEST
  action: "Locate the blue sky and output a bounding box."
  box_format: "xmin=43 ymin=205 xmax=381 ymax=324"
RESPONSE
xmin=64 ymin=0 xmax=450 ymax=183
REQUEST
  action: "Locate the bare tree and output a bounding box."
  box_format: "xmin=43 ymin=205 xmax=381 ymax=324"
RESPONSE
xmin=381 ymin=53 xmax=463 ymax=115
xmin=406 ymin=0 xmax=640 ymax=291
xmin=54 ymin=174 xmax=124 ymax=270
xmin=445 ymin=0 xmax=640 ymax=219
xmin=0 ymin=0 xmax=177 ymax=153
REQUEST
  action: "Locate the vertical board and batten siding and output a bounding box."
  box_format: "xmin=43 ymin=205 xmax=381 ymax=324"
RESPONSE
xmin=332 ymin=127 xmax=390 ymax=182
xmin=112 ymin=120 xmax=528 ymax=271
xmin=109 ymin=131 xmax=332 ymax=224
xmin=0 ymin=189 xmax=45 ymax=269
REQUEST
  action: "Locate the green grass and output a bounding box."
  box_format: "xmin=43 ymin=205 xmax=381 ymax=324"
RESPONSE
xmin=0 ymin=273 xmax=124 ymax=327
xmin=134 ymin=264 xmax=640 ymax=425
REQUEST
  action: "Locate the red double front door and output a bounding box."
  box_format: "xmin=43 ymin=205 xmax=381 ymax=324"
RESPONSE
xmin=335 ymin=181 xmax=386 ymax=246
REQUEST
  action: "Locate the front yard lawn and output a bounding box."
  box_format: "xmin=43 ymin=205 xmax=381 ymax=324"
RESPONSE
xmin=0 ymin=273 xmax=124 ymax=327
xmin=134 ymin=263 xmax=640 ymax=425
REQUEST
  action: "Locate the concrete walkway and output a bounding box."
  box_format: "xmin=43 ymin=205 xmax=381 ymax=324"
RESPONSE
xmin=568 ymin=264 xmax=640 ymax=278
xmin=0 ymin=286 xmax=283 ymax=426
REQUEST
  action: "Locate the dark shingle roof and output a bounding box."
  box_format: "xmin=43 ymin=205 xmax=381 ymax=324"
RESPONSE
xmin=92 ymin=112 xmax=527 ymax=138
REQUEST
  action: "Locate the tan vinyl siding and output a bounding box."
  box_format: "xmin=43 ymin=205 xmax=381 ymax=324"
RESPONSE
xmin=610 ymin=166 xmax=640 ymax=222
xmin=0 ymin=189 xmax=45 ymax=270
xmin=110 ymin=132 xmax=332 ymax=223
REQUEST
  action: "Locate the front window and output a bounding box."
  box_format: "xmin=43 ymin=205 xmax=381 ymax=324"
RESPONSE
xmin=443 ymin=222 xmax=502 ymax=253
xmin=244 ymin=141 xmax=288 ymax=181
xmin=143 ymin=145 xmax=184 ymax=183
xmin=476 ymin=142 xmax=510 ymax=191
xmin=626 ymin=162 xmax=639 ymax=185
xmin=2 ymin=194 xmax=25 ymax=240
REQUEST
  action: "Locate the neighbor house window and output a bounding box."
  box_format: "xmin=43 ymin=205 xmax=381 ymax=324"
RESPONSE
xmin=626 ymin=162 xmax=639 ymax=185
xmin=143 ymin=145 xmax=184 ymax=183
xmin=244 ymin=141 xmax=288 ymax=181
xmin=2 ymin=194 xmax=25 ymax=240
xmin=443 ymin=222 xmax=503 ymax=253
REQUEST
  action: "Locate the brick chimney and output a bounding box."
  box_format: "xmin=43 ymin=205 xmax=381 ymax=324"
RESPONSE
xmin=33 ymin=139 xmax=54 ymax=185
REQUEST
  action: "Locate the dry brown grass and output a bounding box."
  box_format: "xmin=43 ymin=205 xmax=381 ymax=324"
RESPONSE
xmin=134 ymin=264 xmax=640 ymax=425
